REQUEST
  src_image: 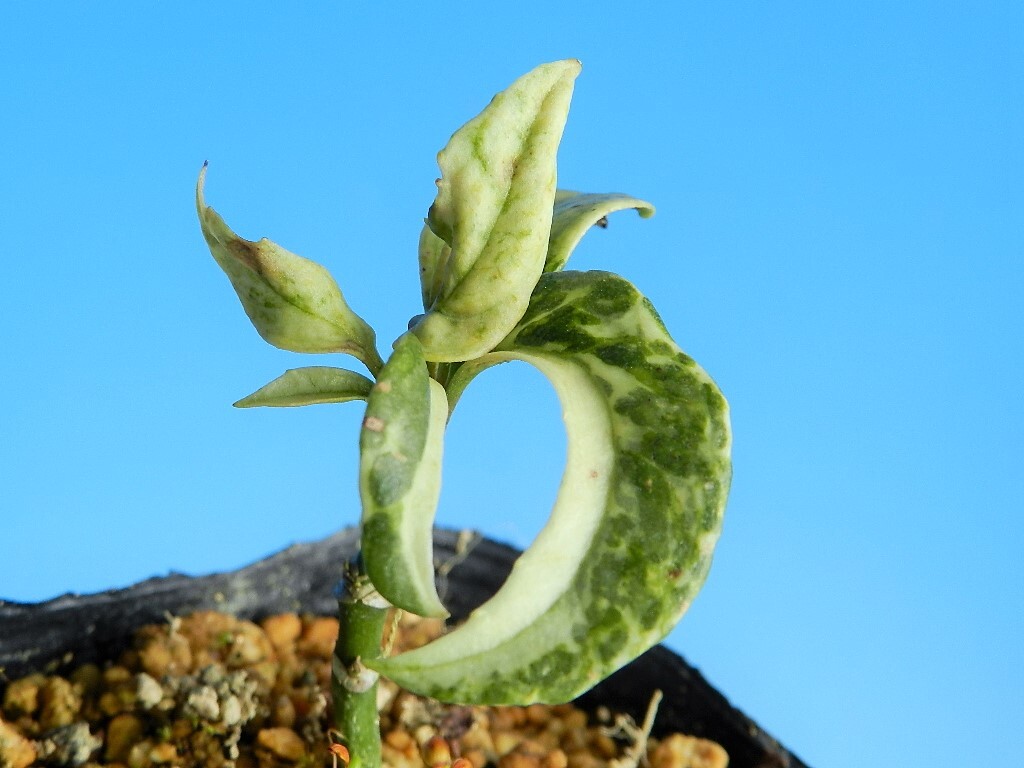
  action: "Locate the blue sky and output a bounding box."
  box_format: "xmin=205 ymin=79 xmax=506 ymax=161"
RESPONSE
xmin=2 ymin=3 xmax=1021 ymax=766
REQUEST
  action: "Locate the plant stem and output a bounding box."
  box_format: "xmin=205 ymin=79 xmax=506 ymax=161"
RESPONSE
xmin=430 ymin=360 xmax=463 ymax=390
xmin=332 ymin=556 xmax=390 ymax=768
xmin=364 ymin=345 xmax=386 ymax=379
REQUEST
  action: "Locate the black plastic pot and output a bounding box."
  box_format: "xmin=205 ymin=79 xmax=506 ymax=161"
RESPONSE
xmin=0 ymin=529 xmax=809 ymax=768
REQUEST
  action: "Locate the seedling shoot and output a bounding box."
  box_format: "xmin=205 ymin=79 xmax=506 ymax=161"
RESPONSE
xmin=199 ymin=60 xmax=731 ymax=768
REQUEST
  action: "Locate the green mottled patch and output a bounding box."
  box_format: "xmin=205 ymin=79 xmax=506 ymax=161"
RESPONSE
xmin=514 ymin=305 xmax=600 ymax=352
xmin=367 ymin=453 xmax=410 ymax=507
xmin=585 ymin=275 xmax=641 ymax=316
xmin=596 ymin=340 xmax=646 ymax=370
xmin=613 ymin=389 xmax=660 ymax=427
xmin=371 ymin=270 xmax=731 ymax=704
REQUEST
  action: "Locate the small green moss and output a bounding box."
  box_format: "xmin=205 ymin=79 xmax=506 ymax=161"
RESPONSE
xmin=214 ymin=631 xmax=234 ymax=649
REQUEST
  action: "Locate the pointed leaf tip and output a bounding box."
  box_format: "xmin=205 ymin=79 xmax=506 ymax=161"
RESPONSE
xmin=546 ymin=191 xmax=656 ymax=272
xmin=413 ymin=60 xmax=582 ymax=362
xmin=196 ymin=169 xmax=384 ymax=374
xmin=233 ymin=367 xmax=374 ymax=408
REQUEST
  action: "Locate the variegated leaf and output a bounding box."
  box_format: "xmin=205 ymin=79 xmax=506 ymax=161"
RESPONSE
xmin=360 ymin=333 xmax=449 ymax=619
xmin=411 ymin=60 xmax=581 ymax=362
xmin=197 ymin=166 xmax=384 ymax=374
xmin=546 ymin=191 xmax=655 ymax=272
xmin=233 ymin=367 xmax=373 ymax=408
xmin=369 ymin=271 xmax=731 ymax=704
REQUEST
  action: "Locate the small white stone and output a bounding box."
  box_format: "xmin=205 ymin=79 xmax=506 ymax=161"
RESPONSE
xmin=185 ymin=686 xmax=220 ymax=721
xmin=135 ymin=673 xmax=165 ymax=710
xmin=221 ymin=695 xmax=242 ymax=727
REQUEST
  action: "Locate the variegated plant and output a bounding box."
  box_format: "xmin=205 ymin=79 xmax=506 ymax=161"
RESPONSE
xmin=198 ymin=60 xmax=731 ymax=768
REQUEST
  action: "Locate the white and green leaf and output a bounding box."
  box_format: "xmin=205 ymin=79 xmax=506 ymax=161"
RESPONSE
xmin=546 ymin=191 xmax=655 ymax=273
xmin=369 ymin=271 xmax=731 ymax=704
xmin=233 ymin=367 xmax=374 ymax=408
xmin=419 ymin=189 xmax=656 ymax=312
xmin=411 ymin=60 xmax=581 ymax=362
xmin=359 ymin=333 xmax=449 ymax=619
xmin=197 ymin=166 xmax=384 ymax=374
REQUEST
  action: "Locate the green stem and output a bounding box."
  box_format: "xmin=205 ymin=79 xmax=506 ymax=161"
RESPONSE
xmin=430 ymin=360 xmax=463 ymax=390
xmin=363 ymin=345 xmax=386 ymax=379
xmin=332 ymin=556 xmax=390 ymax=768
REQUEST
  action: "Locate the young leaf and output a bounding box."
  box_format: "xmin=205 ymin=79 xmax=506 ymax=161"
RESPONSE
xmin=410 ymin=60 xmax=581 ymax=362
xmin=197 ymin=166 xmax=384 ymax=374
xmin=417 ymin=224 xmax=450 ymax=312
xmin=360 ymin=333 xmax=449 ymax=619
xmin=233 ymin=367 xmax=374 ymax=408
xmin=369 ymin=271 xmax=731 ymax=704
xmin=545 ymin=191 xmax=656 ymax=272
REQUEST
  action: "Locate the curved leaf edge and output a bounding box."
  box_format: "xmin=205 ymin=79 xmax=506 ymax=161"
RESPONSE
xmin=411 ymin=60 xmax=581 ymax=363
xmin=371 ymin=271 xmax=731 ymax=704
xmin=233 ymin=366 xmax=374 ymax=408
xmin=197 ymin=165 xmax=384 ymax=374
xmin=360 ymin=334 xmax=449 ymax=619
xmin=546 ymin=191 xmax=656 ymax=273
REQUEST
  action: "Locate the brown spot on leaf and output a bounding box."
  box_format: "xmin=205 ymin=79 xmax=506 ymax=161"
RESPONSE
xmin=225 ymin=237 xmax=261 ymax=271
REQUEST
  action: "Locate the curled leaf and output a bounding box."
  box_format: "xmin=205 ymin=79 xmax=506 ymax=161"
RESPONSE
xmin=233 ymin=367 xmax=374 ymax=408
xmin=370 ymin=271 xmax=731 ymax=704
xmin=411 ymin=60 xmax=581 ymax=362
xmin=360 ymin=333 xmax=449 ymax=618
xmin=546 ymin=191 xmax=655 ymax=272
xmin=197 ymin=166 xmax=384 ymax=374
xmin=417 ymin=223 xmax=450 ymax=312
